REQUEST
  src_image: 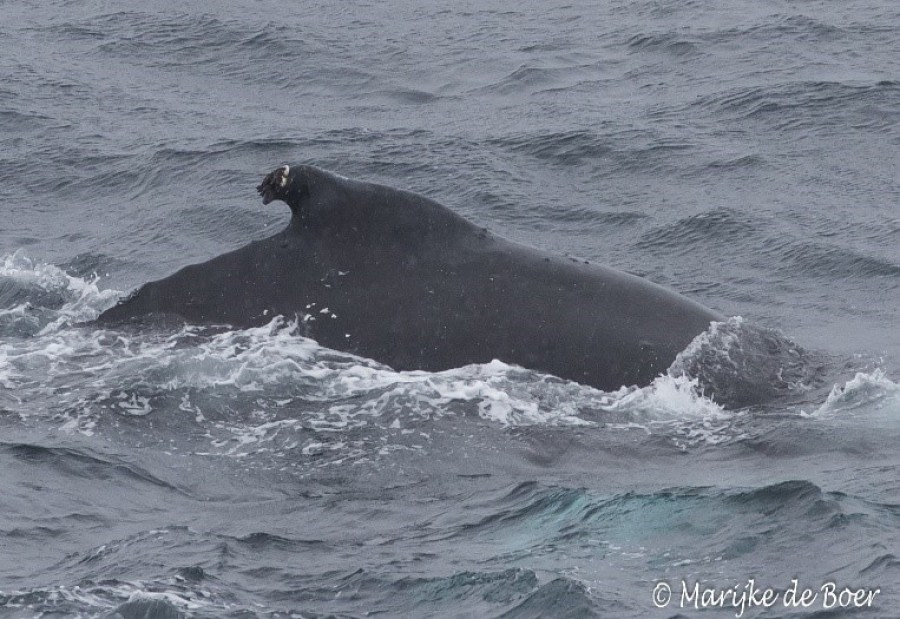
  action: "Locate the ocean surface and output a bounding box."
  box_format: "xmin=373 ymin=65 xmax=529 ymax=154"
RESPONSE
xmin=1 ymin=1 xmax=898 ymax=617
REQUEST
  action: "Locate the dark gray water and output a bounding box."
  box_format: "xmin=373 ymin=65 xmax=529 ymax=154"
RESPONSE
xmin=1 ymin=1 xmax=898 ymax=617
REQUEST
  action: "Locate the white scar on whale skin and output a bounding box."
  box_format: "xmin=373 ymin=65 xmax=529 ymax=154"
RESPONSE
xmin=278 ymin=165 xmax=290 ymax=187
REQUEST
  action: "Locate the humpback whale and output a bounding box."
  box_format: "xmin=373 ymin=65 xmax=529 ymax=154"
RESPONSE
xmin=98 ymin=165 xmax=723 ymax=391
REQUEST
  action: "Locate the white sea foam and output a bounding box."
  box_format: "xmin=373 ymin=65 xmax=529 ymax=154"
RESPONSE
xmin=0 ymin=578 xmax=220 ymax=616
xmin=601 ymin=373 xmax=726 ymax=422
xmin=596 ymin=374 xmax=738 ymax=448
xmin=0 ymin=251 xmax=121 ymax=335
xmin=807 ymin=369 xmax=899 ymax=418
xmin=1 ymin=315 xmax=741 ymax=451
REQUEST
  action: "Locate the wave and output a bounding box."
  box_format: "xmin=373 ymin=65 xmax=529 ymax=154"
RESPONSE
xmin=16 ymin=130 xmax=443 ymax=206
xmin=725 ymin=479 xmax=829 ymax=516
xmin=40 ymin=10 xmax=382 ymax=97
xmin=626 ymin=32 xmax=701 ymax=58
xmin=489 ymin=129 xmax=694 ymax=175
xmin=422 ymin=477 xmax=887 ymax=573
xmin=476 ymin=62 xmax=601 ymax=97
xmin=499 ymin=577 xmax=596 ymax=617
xmin=764 ymin=239 xmax=900 ymax=279
xmin=635 ymin=208 xmax=763 ymax=256
xmin=489 ymin=130 xmax=613 ymax=167
xmin=5 ymin=477 xmax=888 ymax=617
xmin=396 ymin=568 xmax=539 ymax=609
xmin=1 ymin=442 xmax=185 ymax=493
xmin=658 ymin=80 xmax=900 ymax=132
xmin=713 ymin=13 xmax=889 ymax=44
xmin=0 ymin=109 xmax=55 ymax=133
xmin=50 ymin=12 xmax=303 ymax=67
xmin=637 ymin=213 xmax=900 ymax=280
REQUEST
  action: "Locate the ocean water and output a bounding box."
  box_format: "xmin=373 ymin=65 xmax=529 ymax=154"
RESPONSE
xmin=1 ymin=0 xmax=898 ymax=617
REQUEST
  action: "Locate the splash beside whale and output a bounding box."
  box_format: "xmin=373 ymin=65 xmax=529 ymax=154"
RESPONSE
xmin=97 ymin=165 xmax=724 ymax=391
